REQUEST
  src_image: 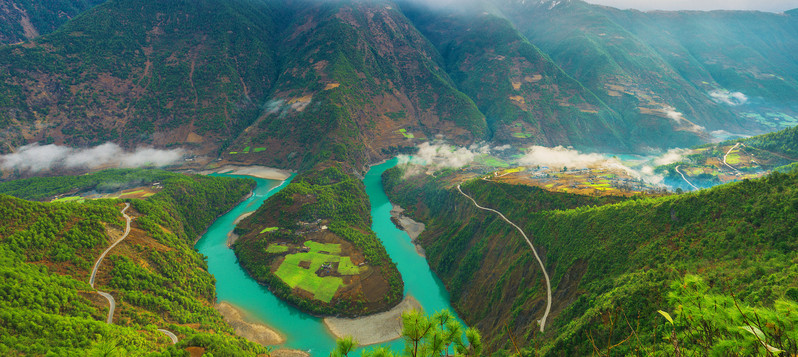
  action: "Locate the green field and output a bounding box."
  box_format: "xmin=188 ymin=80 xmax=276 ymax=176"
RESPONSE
xmin=476 ymin=155 xmax=510 ymax=168
xmin=253 ymin=148 xmax=267 ymax=153
xmin=260 ymin=227 xmax=279 ymax=234
xmin=265 ymin=244 xmax=289 ymax=253
xmin=512 ymin=132 xmax=532 ymax=138
xmin=398 ymin=128 xmax=415 ymax=139
xmin=51 ymin=196 xmax=84 ymax=203
xmin=273 ymin=241 xmax=361 ymax=302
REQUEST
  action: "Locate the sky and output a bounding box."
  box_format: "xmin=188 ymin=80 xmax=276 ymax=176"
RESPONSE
xmin=583 ymin=0 xmax=798 ymax=12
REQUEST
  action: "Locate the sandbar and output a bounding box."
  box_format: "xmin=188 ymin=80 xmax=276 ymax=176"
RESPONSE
xmin=205 ymin=165 xmax=293 ymax=180
xmin=390 ymin=205 xmax=426 ymax=257
xmin=216 ymin=301 xmax=286 ymax=345
xmin=323 ymin=296 xmax=422 ymax=346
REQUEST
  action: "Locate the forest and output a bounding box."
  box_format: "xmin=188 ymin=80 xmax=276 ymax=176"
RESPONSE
xmin=383 ymin=164 xmax=798 ymax=355
xmin=0 ymin=169 xmax=267 ymax=355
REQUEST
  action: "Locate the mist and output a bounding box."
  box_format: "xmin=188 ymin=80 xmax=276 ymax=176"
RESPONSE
xmin=709 ymin=89 xmax=749 ymax=106
xmin=399 ymin=142 xmax=487 ymax=169
xmin=1 ymin=143 xmax=185 ymax=173
xmin=583 ymin=0 xmax=798 ymax=12
xmin=400 ymin=142 xmax=696 ymax=187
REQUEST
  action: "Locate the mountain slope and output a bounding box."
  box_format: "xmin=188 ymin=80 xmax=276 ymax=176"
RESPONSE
xmin=224 ymin=0 xmax=487 ymax=169
xmin=0 ymin=0 xmax=105 ymax=44
xmin=0 ymin=0 xmax=279 ymax=154
xmin=384 ymin=164 xmax=798 ymax=354
xmin=400 ymin=2 xmax=630 ymax=151
xmin=0 ymin=169 xmax=268 ymax=355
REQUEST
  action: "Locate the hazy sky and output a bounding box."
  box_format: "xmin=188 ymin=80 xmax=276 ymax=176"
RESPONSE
xmin=583 ymin=0 xmax=798 ymax=12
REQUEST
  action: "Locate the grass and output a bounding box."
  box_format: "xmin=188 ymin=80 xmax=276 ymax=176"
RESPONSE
xmin=476 ymin=155 xmax=510 ymax=168
xmin=272 ymin=240 xmax=360 ymax=302
xmin=265 ymin=244 xmax=288 ymax=253
xmin=726 ymin=153 xmax=742 ymax=165
xmin=512 ymin=132 xmax=532 ymax=138
xmin=243 ymin=146 xmax=251 ymax=153
xmin=499 ymin=167 xmax=526 ymax=175
xmin=52 ymin=196 xmax=84 ymax=203
xmin=305 ymin=241 xmax=341 ymax=254
xmin=397 ymin=128 xmax=415 ymax=139
xmin=229 ymin=152 xmax=238 ymax=155
xmin=253 ymin=148 xmax=267 ymax=153
xmin=260 ymin=227 xmax=279 ymax=234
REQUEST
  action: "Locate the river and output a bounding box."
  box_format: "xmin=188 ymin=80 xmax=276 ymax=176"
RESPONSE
xmin=195 ymin=158 xmax=460 ymax=355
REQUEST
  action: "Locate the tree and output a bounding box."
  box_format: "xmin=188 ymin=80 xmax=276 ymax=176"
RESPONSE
xmin=339 ymin=310 xmax=482 ymax=357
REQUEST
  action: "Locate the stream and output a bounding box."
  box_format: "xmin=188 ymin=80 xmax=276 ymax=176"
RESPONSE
xmin=195 ymin=158 xmax=460 ymax=355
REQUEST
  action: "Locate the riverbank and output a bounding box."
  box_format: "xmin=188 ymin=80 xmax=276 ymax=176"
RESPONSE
xmin=216 ymin=301 xmax=286 ymax=345
xmin=226 ymin=212 xmax=254 ymax=246
xmin=204 ymin=165 xmax=293 ymax=180
xmin=389 ymin=205 xmax=426 ymax=257
xmin=323 ymin=296 xmax=421 ymax=346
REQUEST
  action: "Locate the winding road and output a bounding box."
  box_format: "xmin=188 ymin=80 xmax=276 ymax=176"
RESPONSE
xmin=457 ymin=183 xmax=552 ymax=332
xmin=89 ymin=203 xmax=177 ymax=344
xmin=723 ymin=143 xmax=743 ymax=175
xmin=674 ymin=165 xmax=699 ymax=191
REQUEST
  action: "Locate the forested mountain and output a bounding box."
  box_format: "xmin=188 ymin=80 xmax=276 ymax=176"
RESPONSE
xmin=1 ymin=0 xmax=798 ymax=169
xmin=384 ymin=164 xmax=798 ymax=355
xmin=0 ymin=0 xmax=105 ymax=44
xmin=0 ymin=169 xmax=269 ymax=355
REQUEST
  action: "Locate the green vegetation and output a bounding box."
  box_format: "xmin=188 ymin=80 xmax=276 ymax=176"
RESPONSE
xmin=260 ymin=227 xmax=279 ymax=234
xmin=234 ymin=163 xmax=402 ymax=316
xmin=0 ymin=170 xmax=264 ymax=355
xmin=265 ymin=244 xmax=288 ymax=253
xmin=384 ymin=164 xmax=798 ymax=355
xmin=335 ymin=309 xmax=482 ymax=357
xmin=0 ymin=0 xmax=105 ymax=44
xmin=0 ymin=168 xmax=176 ymax=201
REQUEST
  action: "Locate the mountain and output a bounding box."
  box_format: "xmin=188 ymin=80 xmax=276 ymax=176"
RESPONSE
xmin=0 ymin=0 xmax=105 ymax=44
xmin=655 ymin=124 xmax=798 ymax=190
xmin=383 ymin=163 xmax=798 ymax=355
xmin=400 ymin=1 xmax=630 ymax=151
xmin=0 ymin=169 xmax=269 ymax=355
xmin=495 ymin=0 xmax=798 ymax=143
xmin=223 ymin=0 xmax=487 ymax=169
xmin=2 ymin=0 xmax=798 ymax=169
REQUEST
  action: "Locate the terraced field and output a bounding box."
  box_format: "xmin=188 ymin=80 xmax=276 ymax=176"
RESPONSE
xmin=272 ymin=241 xmax=362 ymax=303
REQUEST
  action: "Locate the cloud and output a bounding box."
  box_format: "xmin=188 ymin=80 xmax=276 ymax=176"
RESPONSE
xmin=1 ymin=143 xmax=185 ymax=173
xmin=709 ymin=89 xmax=748 ymax=106
xmin=519 ymin=145 xmax=676 ymax=185
xmin=583 ymin=0 xmax=798 ymax=12
xmin=653 ymin=148 xmax=692 ymax=166
xmin=400 ymin=142 xmax=485 ymax=169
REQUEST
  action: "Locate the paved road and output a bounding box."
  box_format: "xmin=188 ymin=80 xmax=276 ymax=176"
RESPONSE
xmin=723 ymin=143 xmax=742 ymax=175
xmin=457 ymin=183 xmax=552 ymax=332
xmin=88 ymin=203 xmax=180 ymax=343
xmin=157 ymin=329 xmax=178 ymax=344
xmin=675 ymin=165 xmax=699 ymax=191
xmin=89 ymin=203 xmax=132 ymax=324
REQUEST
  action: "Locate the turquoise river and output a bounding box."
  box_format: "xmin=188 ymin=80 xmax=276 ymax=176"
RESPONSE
xmin=195 ymin=158 xmax=461 ymax=355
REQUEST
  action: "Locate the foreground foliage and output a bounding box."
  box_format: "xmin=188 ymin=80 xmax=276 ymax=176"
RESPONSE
xmin=333 ymin=310 xmax=482 ymax=357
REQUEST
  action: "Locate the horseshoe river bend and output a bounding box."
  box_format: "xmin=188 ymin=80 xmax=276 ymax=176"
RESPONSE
xmin=195 ymin=158 xmax=461 ymax=355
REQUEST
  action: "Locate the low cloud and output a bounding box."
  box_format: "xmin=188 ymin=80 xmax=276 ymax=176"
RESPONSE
xmin=1 ymin=143 xmax=185 ymax=173
xmin=663 ymin=106 xmax=706 ymax=132
xmin=399 ymin=142 xmax=487 ymax=169
xmin=709 ymin=89 xmax=748 ymax=106
xmin=653 ymin=148 xmax=692 ymax=166
xmin=519 ymin=145 xmax=676 ymax=185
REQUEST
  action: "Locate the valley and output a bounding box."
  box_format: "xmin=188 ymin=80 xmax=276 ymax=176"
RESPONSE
xmin=0 ymin=0 xmax=798 ymax=355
